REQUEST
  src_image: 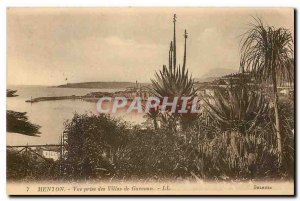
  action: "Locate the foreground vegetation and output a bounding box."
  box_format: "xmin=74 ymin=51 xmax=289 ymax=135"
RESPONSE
xmin=7 ymin=15 xmax=294 ymax=183
xmin=7 ymin=98 xmax=294 ymax=182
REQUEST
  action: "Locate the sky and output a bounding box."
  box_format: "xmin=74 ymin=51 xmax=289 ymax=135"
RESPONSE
xmin=7 ymin=8 xmax=294 ymax=86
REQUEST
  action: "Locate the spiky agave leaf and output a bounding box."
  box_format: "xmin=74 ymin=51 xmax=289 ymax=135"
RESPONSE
xmin=151 ymin=64 xmax=196 ymax=98
xmin=204 ymin=86 xmax=269 ymax=134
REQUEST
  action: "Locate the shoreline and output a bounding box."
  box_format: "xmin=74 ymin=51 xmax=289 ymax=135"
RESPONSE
xmin=25 ymin=95 xmax=105 ymax=103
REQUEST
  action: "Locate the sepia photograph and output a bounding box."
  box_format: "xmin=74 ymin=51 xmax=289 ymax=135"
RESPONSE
xmin=6 ymin=7 xmax=295 ymax=195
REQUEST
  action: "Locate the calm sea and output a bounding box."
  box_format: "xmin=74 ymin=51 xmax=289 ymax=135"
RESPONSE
xmin=6 ymin=85 xmax=145 ymax=146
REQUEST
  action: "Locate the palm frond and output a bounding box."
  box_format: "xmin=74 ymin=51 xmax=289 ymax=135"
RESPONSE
xmin=240 ymin=17 xmax=294 ymax=86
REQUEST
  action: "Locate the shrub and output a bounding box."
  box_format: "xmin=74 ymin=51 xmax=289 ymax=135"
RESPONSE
xmin=7 ymin=149 xmax=59 ymax=181
xmin=63 ymin=113 xmax=129 ymax=180
xmin=8 ymin=108 xmax=292 ymax=182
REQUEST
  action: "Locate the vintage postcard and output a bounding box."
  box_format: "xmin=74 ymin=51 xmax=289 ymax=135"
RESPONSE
xmin=6 ymin=7 xmax=294 ymax=195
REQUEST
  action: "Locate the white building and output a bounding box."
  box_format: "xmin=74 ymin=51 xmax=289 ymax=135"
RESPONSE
xmin=36 ymin=147 xmax=61 ymax=161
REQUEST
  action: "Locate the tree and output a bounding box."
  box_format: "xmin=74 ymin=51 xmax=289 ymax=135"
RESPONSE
xmin=6 ymin=89 xmax=40 ymax=136
xmin=240 ymin=18 xmax=294 ymax=166
xmin=7 ymin=89 xmax=18 ymax=97
xmin=7 ymin=110 xmax=41 ymax=136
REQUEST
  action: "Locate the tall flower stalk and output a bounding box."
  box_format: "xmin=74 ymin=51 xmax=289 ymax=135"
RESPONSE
xmin=150 ymin=14 xmax=197 ymax=130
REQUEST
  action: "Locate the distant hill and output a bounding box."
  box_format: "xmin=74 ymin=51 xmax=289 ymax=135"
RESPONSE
xmin=57 ymin=82 xmax=149 ymax=89
xmin=202 ymin=68 xmax=238 ymax=78
xmin=194 ymin=77 xmax=218 ymax=83
xmin=194 ymin=68 xmax=238 ymax=83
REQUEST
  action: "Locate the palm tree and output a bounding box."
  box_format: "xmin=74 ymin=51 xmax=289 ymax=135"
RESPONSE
xmin=240 ymin=18 xmax=294 ymax=166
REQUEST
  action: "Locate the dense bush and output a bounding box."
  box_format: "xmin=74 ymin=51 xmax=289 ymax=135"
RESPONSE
xmin=278 ymin=97 xmax=294 ymax=177
xmin=7 ymin=99 xmax=294 ymax=181
xmin=7 ymin=149 xmax=59 ymax=181
xmin=59 ymin=109 xmax=293 ymax=182
xmin=62 ymin=113 xmax=129 ymax=180
xmin=110 ymin=128 xmax=283 ymax=182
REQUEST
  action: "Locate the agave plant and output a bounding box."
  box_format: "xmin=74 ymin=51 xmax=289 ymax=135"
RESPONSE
xmin=151 ymin=15 xmax=196 ymax=99
xmin=151 ymin=64 xmax=196 ymax=98
xmin=204 ymin=85 xmax=269 ymax=134
xmin=151 ymin=28 xmax=196 ymax=98
xmin=150 ymin=15 xmax=198 ymax=131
